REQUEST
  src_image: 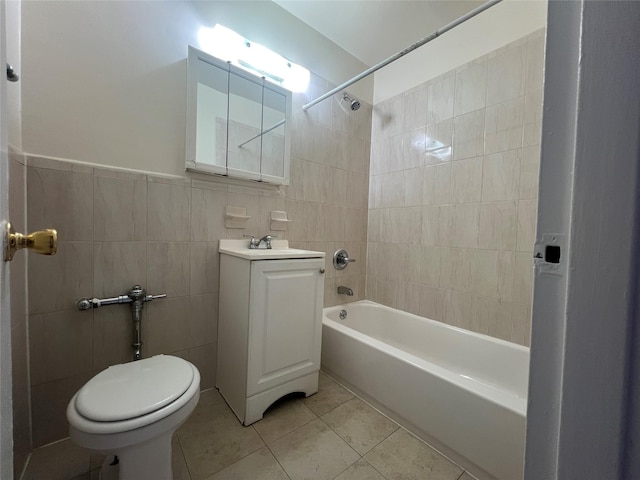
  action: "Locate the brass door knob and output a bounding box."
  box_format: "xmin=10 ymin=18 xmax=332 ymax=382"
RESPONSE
xmin=4 ymin=222 xmax=57 ymax=261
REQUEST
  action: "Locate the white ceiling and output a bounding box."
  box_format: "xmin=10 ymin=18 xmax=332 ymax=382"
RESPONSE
xmin=274 ymin=0 xmax=485 ymax=67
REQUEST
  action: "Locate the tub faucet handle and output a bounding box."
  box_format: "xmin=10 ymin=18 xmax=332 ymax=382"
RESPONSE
xmin=333 ymin=249 xmax=356 ymax=270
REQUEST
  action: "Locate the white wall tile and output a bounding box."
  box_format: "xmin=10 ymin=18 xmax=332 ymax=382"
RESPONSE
xmin=472 ymin=297 xmax=512 ymax=341
xmin=147 ymin=181 xmax=191 ymax=242
xmin=93 ymin=242 xmax=146 ymax=298
xmin=403 ymin=128 xmax=427 ymax=169
xmin=516 ymin=199 xmax=538 ymax=253
xmin=524 ymin=89 xmax=543 ymax=147
xmin=403 ymin=83 xmax=428 ymax=131
xmin=449 ymin=248 xmax=473 ymax=293
xmin=498 ymin=250 xmax=515 ymax=302
xmin=453 ymin=109 xmax=485 ymax=161
xmin=454 ymin=57 xmax=488 ymax=117
xmin=421 ymin=205 xmax=440 ymax=246
xmin=418 ymin=286 xmax=445 ymax=321
xmin=443 ymin=290 xmax=474 ymax=330
xmin=427 ymin=71 xmax=455 ymax=124
xmin=419 ymin=246 xmax=442 ymax=288
xmin=482 ymin=150 xmax=521 ymax=202
xmin=27 ymin=167 xmax=94 ymax=241
xmin=146 ymin=242 xmax=190 ymax=298
xmin=450 ymin=157 xmax=483 ymax=204
xmin=397 ymin=282 xmax=422 ymax=316
xmin=449 ymin=204 xmax=480 ymax=249
xmin=511 ymin=302 xmax=532 ymax=346
xmin=484 ymin=97 xmax=525 ymax=155
xmin=478 ymin=201 xmax=517 ymax=251
xmin=189 ymin=187 xmax=226 ymax=242
xmin=28 ymin=241 xmax=94 ymax=315
xmin=425 ymin=119 xmax=453 ymax=165
xmin=363 ymin=31 xmax=544 ymax=345
xmin=520 ymin=145 xmax=541 ymax=200
xmin=513 ymin=252 xmax=534 ymax=304
xmin=486 ymin=42 xmax=526 ymax=106
xmin=94 ymin=176 xmax=146 ymax=242
xmin=422 ymin=163 xmax=451 ymax=206
xmin=525 ymin=30 xmax=546 ymax=94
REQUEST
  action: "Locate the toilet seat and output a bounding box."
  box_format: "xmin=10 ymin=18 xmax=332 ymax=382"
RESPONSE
xmin=67 ymin=355 xmax=199 ymax=435
xmin=76 ymin=355 xmax=194 ymax=422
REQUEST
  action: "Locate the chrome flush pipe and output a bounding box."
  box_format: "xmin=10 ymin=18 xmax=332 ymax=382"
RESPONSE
xmin=128 ymin=285 xmax=147 ymax=361
xmin=76 ymin=285 xmax=166 ymax=361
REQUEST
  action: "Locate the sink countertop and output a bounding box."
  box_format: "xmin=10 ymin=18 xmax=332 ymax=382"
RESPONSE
xmin=219 ymin=239 xmax=326 ymax=260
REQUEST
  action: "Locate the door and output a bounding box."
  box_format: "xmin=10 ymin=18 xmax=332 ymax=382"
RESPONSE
xmin=0 ymin=1 xmax=14 ymax=478
xmin=247 ymin=258 xmax=324 ymax=396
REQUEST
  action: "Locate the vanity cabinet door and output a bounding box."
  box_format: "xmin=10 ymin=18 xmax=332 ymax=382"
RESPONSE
xmin=247 ymin=258 xmax=324 ymax=396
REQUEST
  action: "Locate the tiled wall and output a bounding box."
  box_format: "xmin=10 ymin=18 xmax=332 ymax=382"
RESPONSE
xmin=367 ymin=30 xmax=545 ymax=346
xmin=289 ymin=78 xmax=371 ymax=305
xmin=23 ymin=72 xmax=371 ymax=447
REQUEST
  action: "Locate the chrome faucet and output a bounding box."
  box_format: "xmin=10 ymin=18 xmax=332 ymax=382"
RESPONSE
xmin=258 ymin=235 xmax=274 ymax=249
xmin=245 ymin=234 xmax=276 ymax=249
xmin=337 ymin=286 xmax=353 ymax=296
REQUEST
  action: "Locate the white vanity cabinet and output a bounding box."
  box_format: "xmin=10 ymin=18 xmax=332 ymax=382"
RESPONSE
xmin=216 ymin=244 xmax=325 ymax=425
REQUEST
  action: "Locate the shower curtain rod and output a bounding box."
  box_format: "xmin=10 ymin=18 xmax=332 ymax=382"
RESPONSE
xmin=302 ymin=0 xmax=502 ymax=111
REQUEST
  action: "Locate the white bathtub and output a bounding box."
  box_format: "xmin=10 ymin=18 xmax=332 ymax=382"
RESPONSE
xmin=322 ymin=301 xmax=529 ymax=480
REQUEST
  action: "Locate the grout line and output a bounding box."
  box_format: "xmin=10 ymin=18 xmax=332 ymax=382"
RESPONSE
xmin=174 ymin=435 xmax=193 ymax=480
xmin=361 ymin=455 xmax=390 ymax=480
xmin=264 ymin=443 xmax=293 ymax=480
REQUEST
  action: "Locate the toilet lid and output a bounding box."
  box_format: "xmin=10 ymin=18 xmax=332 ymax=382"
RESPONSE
xmin=75 ymin=355 xmax=195 ymax=422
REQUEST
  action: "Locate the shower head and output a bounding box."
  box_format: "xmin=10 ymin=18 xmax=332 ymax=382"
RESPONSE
xmin=341 ymin=92 xmax=361 ymax=111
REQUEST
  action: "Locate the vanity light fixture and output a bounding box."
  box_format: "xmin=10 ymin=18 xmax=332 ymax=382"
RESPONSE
xmin=198 ymin=24 xmax=310 ymax=93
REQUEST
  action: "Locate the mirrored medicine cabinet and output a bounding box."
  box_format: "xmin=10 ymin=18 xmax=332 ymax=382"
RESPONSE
xmin=185 ymin=46 xmax=292 ymax=185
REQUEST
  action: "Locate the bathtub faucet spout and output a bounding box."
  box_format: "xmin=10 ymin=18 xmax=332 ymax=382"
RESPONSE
xmin=337 ymin=286 xmax=353 ymax=296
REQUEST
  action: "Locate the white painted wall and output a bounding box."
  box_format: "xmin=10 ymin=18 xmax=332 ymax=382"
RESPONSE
xmin=19 ymin=0 xmax=547 ymax=175
xmin=19 ymin=1 xmax=371 ymax=176
xmin=372 ymin=0 xmax=548 ymax=103
xmin=6 ymin=0 xmax=21 ymax=150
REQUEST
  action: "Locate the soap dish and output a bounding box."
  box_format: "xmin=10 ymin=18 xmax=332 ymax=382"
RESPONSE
xmin=225 ymin=206 xmax=251 ymax=229
xmin=270 ymin=211 xmax=293 ymax=231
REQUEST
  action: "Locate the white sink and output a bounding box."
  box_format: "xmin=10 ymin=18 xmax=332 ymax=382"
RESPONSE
xmin=219 ymin=239 xmax=325 ymax=260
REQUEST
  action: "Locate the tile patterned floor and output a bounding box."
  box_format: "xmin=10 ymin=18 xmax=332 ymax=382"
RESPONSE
xmin=22 ymin=373 xmax=479 ymax=480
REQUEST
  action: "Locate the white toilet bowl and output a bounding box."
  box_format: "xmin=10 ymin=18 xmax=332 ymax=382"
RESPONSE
xmin=67 ymin=355 xmax=200 ymax=480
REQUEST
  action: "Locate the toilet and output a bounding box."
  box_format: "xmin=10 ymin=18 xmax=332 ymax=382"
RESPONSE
xmin=67 ymin=355 xmax=200 ymax=480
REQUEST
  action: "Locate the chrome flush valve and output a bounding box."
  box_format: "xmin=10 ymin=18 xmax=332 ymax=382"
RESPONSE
xmin=76 ymin=285 xmax=166 ymax=361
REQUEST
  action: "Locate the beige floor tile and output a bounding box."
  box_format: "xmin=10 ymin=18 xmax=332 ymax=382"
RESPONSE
xmin=179 ymin=412 xmax=265 ymax=480
xmin=23 ymin=439 xmax=92 ymax=480
xmin=205 ymin=446 xmax=289 ymax=480
xmin=178 ymin=389 xmax=229 ymax=434
xmin=254 ymin=396 xmax=318 ymax=444
xmin=172 ymin=435 xmax=192 ymax=480
xmin=269 ymin=418 xmax=360 ymax=480
xmin=303 ymin=372 xmax=354 ymax=416
xmin=322 ymin=398 xmax=399 ymax=455
xmin=364 ymin=429 xmax=463 ymax=480
xmin=333 ymin=458 xmax=386 ymax=480
xmin=177 ymin=389 xmax=239 ymax=441
xmin=458 ymin=473 xmax=478 ymax=480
